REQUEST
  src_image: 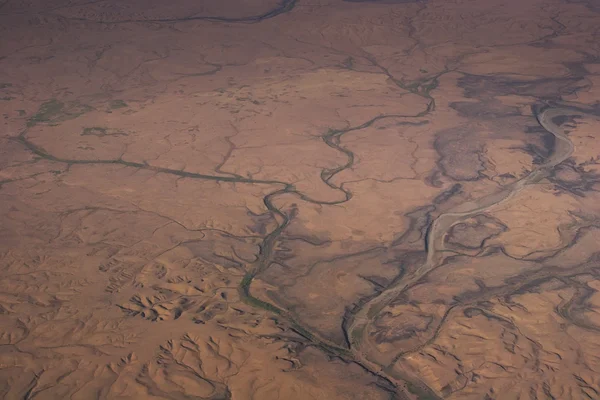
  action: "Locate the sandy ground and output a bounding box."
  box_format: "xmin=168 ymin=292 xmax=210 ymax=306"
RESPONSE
xmin=1 ymin=0 xmax=600 ymax=399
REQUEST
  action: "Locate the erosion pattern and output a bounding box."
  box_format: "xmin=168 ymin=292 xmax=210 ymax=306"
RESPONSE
xmin=1 ymin=0 xmax=600 ymax=399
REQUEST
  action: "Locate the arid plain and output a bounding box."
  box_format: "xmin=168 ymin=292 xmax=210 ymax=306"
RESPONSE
xmin=1 ymin=0 xmax=600 ymax=398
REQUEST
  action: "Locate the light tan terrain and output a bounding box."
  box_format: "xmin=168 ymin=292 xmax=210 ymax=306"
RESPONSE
xmin=1 ymin=0 xmax=600 ymax=399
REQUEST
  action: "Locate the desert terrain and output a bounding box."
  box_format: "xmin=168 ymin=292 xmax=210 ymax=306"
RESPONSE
xmin=1 ymin=0 xmax=600 ymax=398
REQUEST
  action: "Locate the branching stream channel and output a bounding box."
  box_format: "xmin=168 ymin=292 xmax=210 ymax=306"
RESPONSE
xmin=15 ymin=75 xmax=588 ymax=398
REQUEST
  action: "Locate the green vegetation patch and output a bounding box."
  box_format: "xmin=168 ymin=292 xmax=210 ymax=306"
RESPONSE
xmin=239 ymin=273 xmax=281 ymax=314
xmin=244 ymin=295 xmax=282 ymax=315
xmin=82 ymin=126 xmax=107 ymax=136
xmin=81 ymin=126 xmax=127 ymax=137
xmin=367 ymin=301 xmax=385 ymax=319
xmin=27 ymin=99 xmax=93 ymax=127
xmin=406 ymin=382 xmax=439 ymax=400
xmin=240 ymin=273 xmax=253 ymax=294
xmin=421 ymin=78 xmax=439 ymax=95
xmin=0 ymin=83 xmax=12 ymax=89
xmin=351 ymin=324 xmax=365 ymax=346
xmin=27 ymin=99 xmax=64 ymax=126
xmin=109 ymin=99 xmax=128 ymax=109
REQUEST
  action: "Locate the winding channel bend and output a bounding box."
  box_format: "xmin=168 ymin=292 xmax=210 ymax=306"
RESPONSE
xmin=15 ymin=100 xmax=591 ymax=398
xmin=346 ymin=105 xmax=583 ymax=390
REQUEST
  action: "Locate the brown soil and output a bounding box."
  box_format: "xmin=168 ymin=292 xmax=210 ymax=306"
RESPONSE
xmin=1 ymin=0 xmax=600 ymax=399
